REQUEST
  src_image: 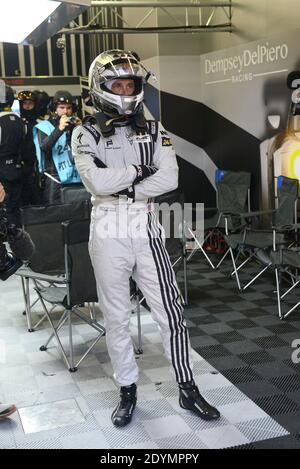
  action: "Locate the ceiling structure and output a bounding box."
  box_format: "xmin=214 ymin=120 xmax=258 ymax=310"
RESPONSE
xmin=59 ymin=0 xmax=233 ymax=35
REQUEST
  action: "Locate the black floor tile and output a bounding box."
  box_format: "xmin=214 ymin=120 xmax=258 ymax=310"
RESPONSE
xmin=194 ymin=343 xmax=231 ymax=358
xmin=228 ymin=443 xmax=256 ymax=449
xmin=238 ymin=350 xmax=276 ymax=366
xmin=212 ymin=311 xmax=246 ymax=322
xmin=221 ymin=366 xmax=263 ymax=383
xmin=273 ymin=413 xmax=300 ymax=434
xmin=184 ymin=258 xmax=300 ymax=440
xmin=253 ymin=298 xmax=277 ymax=307
xmin=237 ymin=380 xmax=281 ymax=398
xmin=267 ymin=345 xmax=296 ymax=361
xmin=288 ymin=390 xmax=300 ymax=405
xmin=205 ymin=304 xmax=234 ymax=313
xmin=215 ymin=295 xmax=244 ymax=303
xmin=223 ymin=340 xmax=262 ymax=355
xmin=191 ymin=315 xmax=222 ymax=325
xmin=252 ymin=335 xmax=287 ymax=349
xmin=197 ymin=323 xmax=234 ymax=335
xmin=254 ymin=395 xmax=300 ymax=415
xmin=267 ymin=323 xmax=300 ymax=334
xmin=282 ymin=359 xmax=300 ymax=373
xmin=237 ymin=326 xmax=274 ymax=340
xmin=270 ymin=374 xmax=300 ymax=393
xmin=237 ymin=308 xmax=270 ymax=318
xmin=190 ymin=335 xmax=219 ymax=348
xmin=227 ymin=319 xmax=260 ymax=329
xmin=207 ymin=355 xmax=247 ymax=370
xmin=251 ymin=435 xmax=300 ymax=449
xmin=212 ymin=331 xmax=246 ymax=344
xmin=253 ymin=361 xmax=298 ymax=379
xmin=186 ymin=326 xmax=207 ymax=337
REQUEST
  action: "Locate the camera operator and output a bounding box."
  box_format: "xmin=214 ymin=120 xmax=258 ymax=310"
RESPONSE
xmin=0 ymin=83 xmax=25 ymax=227
xmin=33 ymin=90 xmax=82 ymax=205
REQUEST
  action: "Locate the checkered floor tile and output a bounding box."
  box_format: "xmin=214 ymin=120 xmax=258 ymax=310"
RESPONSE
xmin=0 ymin=257 xmax=296 ymax=449
xmin=178 ymin=252 xmax=300 ymax=448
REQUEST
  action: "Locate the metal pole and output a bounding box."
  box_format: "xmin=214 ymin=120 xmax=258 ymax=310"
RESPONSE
xmin=61 ymin=25 xmax=232 ymax=34
xmin=91 ymin=1 xmax=232 ymax=7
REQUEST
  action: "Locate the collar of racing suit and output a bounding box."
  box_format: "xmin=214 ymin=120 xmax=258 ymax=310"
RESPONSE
xmin=83 ymin=110 xmax=148 ymax=138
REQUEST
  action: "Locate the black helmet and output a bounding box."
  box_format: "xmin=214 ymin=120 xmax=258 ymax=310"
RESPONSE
xmin=33 ymin=90 xmax=50 ymax=118
xmin=17 ymin=90 xmax=37 ymax=119
xmin=0 ymin=85 xmax=14 ymax=110
xmin=50 ymin=90 xmax=77 ymax=112
xmin=52 ymin=90 xmax=75 ymax=109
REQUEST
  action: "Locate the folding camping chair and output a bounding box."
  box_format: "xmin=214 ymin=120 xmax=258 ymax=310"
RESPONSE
xmin=186 ymin=169 xmax=252 ymax=270
xmin=227 ymin=175 xmax=299 ymax=291
xmin=35 ymin=218 xmax=105 ymax=372
xmin=270 ymin=245 xmax=300 ymax=319
xmin=60 ymin=183 xmax=91 ymax=204
xmin=17 ymin=201 xmax=90 ymax=331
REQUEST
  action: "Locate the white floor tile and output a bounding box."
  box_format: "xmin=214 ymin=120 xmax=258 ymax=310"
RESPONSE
xmin=19 ymin=399 xmax=85 ymax=434
xmin=141 ymin=414 xmax=193 ymax=440
xmin=61 ymin=429 xmax=109 ymax=449
xmin=0 ymin=274 xmax=290 ymax=449
xmin=218 ymin=400 xmax=270 ymax=424
xmin=196 ymin=424 xmax=250 ymax=449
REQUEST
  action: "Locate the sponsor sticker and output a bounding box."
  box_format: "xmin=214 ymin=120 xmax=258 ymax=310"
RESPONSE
xmin=130 ymin=134 xmax=152 ymax=144
xmin=162 ymin=136 xmax=172 ymax=147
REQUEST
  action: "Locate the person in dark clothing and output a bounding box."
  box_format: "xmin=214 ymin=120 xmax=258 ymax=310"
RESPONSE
xmin=0 ymin=84 xmax=25 ymax=227
xmin=33 ymin=90 xmax=82 ymax=205
xmin=0 ymin=183 xmax=18 ymax=420
xmin=17 ymin=90 xmax=46 ymax=206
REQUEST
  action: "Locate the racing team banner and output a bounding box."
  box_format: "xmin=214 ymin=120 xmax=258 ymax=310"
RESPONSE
xmin=200 ymin=29 xmax=300 ymax=140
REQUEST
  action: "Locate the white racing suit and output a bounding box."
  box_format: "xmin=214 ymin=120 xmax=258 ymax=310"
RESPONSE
xmin=72 ymin=119 xmax=193 ymax=386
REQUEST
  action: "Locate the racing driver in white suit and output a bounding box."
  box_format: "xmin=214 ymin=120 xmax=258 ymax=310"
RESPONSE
xmin=72 ymin=49 xmax=220 ymax=427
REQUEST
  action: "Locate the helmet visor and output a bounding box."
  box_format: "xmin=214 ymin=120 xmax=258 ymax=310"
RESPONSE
xmin=108 ymin=58 xmax=142 ymax=77
xmin=17 ymin=90 xmax=35 ymax=102
xmin=103 ymin=77 xmax=143 ymax=96
xmin=95 ymin=57 xmax=144 ymax=86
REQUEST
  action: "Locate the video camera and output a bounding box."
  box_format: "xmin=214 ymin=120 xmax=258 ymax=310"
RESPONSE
xmin=0 ymin=204 xmax=35 ymax=281
xmin=68 ymin=116 xmax=77 ymax=125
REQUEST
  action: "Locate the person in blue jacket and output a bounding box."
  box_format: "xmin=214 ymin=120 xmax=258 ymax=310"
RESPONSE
xmin=33 ymin=90 xmax=82 ymax=204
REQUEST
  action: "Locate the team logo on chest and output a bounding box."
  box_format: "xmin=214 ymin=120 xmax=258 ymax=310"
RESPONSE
xmin=129 ymin=134 xmax=152 ymax=144
xmin=105 ymin=139 xmax=121 ymax=150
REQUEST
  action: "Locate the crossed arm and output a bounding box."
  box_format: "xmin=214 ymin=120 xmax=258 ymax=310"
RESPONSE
xmin=71 ymin=124 xmax=178 ymax=199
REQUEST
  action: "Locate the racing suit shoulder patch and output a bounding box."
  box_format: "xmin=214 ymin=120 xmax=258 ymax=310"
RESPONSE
xmin=83 ymin=123 xmax=101 ymax=145
xmin=161 ymin=136 xmax=172 ymax=147
xmin=147 ymin=120 xmax=159 ymax=143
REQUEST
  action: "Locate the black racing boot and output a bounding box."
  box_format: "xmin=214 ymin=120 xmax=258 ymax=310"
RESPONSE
xmin=111 ymin=383 xmax=137 ymax=427
xmin=179 ymin=380 xmax=220 ymax=421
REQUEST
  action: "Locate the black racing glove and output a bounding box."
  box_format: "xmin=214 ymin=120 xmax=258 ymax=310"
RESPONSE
xmin=112 ymin=185 xmax=135 ymax=201
xmin=133 ymin=165 xmax=158 ymax=184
